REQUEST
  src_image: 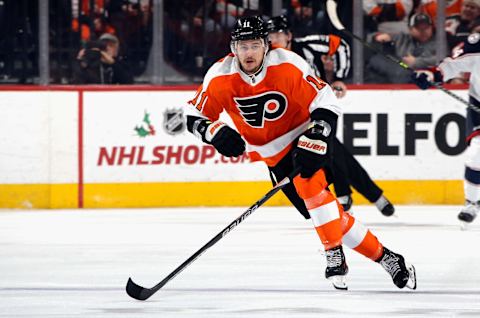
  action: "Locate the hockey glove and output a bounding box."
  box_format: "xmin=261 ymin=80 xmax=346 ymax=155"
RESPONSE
xmin=411 ymin=68 xmax=443 ymax=90
xmin=187 ymin=116 xmax=245 ymax=157
xmin=293 ymin=109 xmax=337 ymax=178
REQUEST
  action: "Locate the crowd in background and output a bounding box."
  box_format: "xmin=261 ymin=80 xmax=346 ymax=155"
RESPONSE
xmin=0 ymin=0 xmax=479 ymax=84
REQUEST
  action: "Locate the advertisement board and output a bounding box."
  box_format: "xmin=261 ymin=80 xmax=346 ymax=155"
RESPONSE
xmin=0 ymin=86 xmax=470 ymax=208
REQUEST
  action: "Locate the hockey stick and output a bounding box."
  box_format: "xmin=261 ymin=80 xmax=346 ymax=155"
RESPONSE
xmin=126 ymin=167 xmax=300 ymax=301
xmin=325 ymin=0 xmax=479 ymax=114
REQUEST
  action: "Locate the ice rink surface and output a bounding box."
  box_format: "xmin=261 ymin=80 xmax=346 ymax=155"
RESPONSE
xmin=1 ymin=205 xmax=479 ymax=318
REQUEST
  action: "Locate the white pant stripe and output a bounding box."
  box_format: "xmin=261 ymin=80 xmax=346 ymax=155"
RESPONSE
xmin=309 ymin=200 xmax=340 ymax=227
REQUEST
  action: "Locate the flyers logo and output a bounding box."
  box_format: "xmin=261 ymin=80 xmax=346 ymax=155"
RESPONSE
xmin=234 ymin=92 xmax=287 ymax=128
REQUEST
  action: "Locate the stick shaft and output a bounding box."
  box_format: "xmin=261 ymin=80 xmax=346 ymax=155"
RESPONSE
xmin=126 ymin=167 xmax=300 ymax=300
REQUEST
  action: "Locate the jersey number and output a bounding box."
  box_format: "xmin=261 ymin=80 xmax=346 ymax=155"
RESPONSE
xmin=306 ymin=75 xmax=327 ymax=91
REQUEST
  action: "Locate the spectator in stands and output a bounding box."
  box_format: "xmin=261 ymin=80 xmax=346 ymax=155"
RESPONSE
xmin=447 ymin=17 xmax=480 ymax=85
xmin=446 ymin=0 xmax=480 ymax=49
xmin=73 ymin=33 xmax=133 ymax=84
xmin=364 ymin=0 xmax=414 ymax=34
xmin=417 ymin=0 xmax=463 ymax=21
xmin=366 ymin=12 xmax=438 ymax=83
xmin=107 ymin=0 xmax=152 ymax=76
xmin=193 ymin=0 xmax=270 ymax=32
xmin=71 ymin=0 xmax=115 ymax=44
xmin=289 ymin=0 xmax=328 ymax=36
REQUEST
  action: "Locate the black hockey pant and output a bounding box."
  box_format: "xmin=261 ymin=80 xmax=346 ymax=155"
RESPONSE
xmin=331 ymin=138 xmax=383 ymax=203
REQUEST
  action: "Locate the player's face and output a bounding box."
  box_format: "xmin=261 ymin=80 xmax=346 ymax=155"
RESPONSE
xmin=268 ymin=31 xmax=292 ymax=49
xmin=235 ymin=39 xmax=267 ymax=74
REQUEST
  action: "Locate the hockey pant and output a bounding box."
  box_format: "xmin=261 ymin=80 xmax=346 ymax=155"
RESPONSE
xmin=465 ymin=96 xmax=480 ymax=202
xmin=331 ymin=138 xmax=383 ymax=202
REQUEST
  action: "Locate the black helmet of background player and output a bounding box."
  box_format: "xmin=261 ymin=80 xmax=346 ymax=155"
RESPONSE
xmin=230 ymin=16 xmax=269 ymax=53
xmin=266 ymin=15 xmax=293 ymax=49
xmin=266 ymin=15 xmax=290 ymax=33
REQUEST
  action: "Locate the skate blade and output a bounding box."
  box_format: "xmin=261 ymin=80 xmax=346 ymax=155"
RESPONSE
xmin=460 ymin=221 xmax=470 ymax=231
xmin=405 ymin=263 xmax=417 ymax=290
xmin=328 ymin=275 xmax=348 ymax=290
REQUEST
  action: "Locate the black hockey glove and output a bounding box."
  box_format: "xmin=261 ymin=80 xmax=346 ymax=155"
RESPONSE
xmin=187 ymin=116 xmax=245 ymax=157
xmin=293 ymin=109 xmax=337 ymax=178
xmin=411 ymin=68 xmax=443 ymax=90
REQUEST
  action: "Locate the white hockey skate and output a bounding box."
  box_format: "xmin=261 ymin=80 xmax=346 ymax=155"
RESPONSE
xmin=325 ymin=246 xmax=349 ymax=290
xmin=458 ymin=200 xmax=479 ymax=229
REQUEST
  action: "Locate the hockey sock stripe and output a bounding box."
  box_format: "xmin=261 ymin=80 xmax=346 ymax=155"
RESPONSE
xmin=308 ymin=200 xmax=341 ymax=227
xmin=342 ymin=217 xmax=368 ymax=249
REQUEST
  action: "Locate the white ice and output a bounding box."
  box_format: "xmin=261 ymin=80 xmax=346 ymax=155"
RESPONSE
xmin=0 ymin=205 xmax=479 ymax=318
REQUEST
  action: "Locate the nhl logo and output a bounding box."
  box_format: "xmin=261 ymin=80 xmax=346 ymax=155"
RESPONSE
xmin=163 ymin=108 xmax=185 ymax=135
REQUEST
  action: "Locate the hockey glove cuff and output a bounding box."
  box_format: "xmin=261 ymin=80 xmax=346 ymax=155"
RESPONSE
xmin=187 ymin=116 xmax=245 ymax=157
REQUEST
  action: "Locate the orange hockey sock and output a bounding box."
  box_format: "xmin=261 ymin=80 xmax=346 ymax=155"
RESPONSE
xmin=294 ymin=170 xmax=343 ymax=250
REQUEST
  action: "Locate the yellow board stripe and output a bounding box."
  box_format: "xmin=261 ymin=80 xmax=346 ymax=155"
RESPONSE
xmin=0 ymin=180 xmax=464 ymax=209
xmin=0 ymin=184 xmax=78 ymax=209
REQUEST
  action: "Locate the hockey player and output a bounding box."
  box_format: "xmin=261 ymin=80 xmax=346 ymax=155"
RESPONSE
xmin=413 ymin=31 xmax=480 ymax=225
xmin=266 ymin=15 xmax=395 ymax=215
xmin=185 ymin=16 xmax=416 ymax=290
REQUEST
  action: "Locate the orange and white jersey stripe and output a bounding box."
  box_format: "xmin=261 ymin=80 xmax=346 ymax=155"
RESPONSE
xmin=186 ymin=47 xmax=341 ymax=166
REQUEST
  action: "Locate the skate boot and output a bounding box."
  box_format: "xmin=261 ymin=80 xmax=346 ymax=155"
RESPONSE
xmin=325 ymin=245 xmax=349 ymax=290
xmin=337 ymin=195 xmax=353 ymax=213
xmin=458 ymin=200 xmax=479 ymax=224
xmin=375 ymin=195 xmax=395 ymax=216
xmin=377 ymin=247 xmax=416 ymax=290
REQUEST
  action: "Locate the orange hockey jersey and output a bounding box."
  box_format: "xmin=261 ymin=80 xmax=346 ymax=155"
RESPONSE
xmin=187 ymin=47 xmax=341 ymax=167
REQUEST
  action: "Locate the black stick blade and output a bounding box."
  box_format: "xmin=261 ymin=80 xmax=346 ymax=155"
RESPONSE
xmin=126 ymin=277 xmax=153 ymax=301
